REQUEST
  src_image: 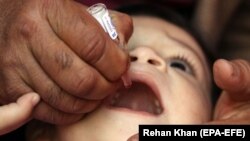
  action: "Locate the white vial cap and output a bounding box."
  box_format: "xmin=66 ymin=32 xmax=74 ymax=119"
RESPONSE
xmin=87 ymin=3 xmax=118 ymax=40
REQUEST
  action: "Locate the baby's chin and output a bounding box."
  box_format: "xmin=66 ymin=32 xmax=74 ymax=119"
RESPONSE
xmin=79 ymin=107 xmax=161 ymax=141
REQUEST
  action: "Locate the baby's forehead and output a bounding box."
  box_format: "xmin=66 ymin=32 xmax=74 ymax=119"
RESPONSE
xmin=132 ymin=16 xmax=203 ymax=55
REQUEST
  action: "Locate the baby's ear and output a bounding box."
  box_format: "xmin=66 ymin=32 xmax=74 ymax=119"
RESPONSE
xmin=26 ymin=120 xmax=55 ymax=141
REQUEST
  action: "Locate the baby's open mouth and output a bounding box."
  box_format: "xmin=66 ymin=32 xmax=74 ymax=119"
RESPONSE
xmin=109 ymin=81 xmax=163 ymax=115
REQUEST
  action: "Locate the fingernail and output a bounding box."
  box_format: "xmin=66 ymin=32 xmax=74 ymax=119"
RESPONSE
xmin=32 ymin=94 xmax=40 ymax=106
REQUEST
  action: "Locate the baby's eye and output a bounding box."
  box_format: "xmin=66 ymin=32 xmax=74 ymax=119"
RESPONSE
xmin=169 ymin=59 xmax=193 ymax=75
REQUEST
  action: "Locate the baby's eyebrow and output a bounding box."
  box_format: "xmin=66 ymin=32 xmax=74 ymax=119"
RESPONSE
xmin=165 ymin=32 xmax=211 ymax=79
xmin=165 ymin=32 xmax=202 ymax=62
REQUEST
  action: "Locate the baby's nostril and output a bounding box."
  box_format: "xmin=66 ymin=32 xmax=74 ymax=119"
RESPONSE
xmin=130 ymin=56 xmax=138 ymax=62
xmin=148 ymin=59 xmax=161 ymax=66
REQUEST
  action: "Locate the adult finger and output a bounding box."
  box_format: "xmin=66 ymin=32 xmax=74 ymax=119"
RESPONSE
xmin=46 ymin=0 xmax=132 ymax=81
xmin=213 ymin=59 xmax=250 ymax=101
xmin=33 ymin=102 xmax=84 ymax=125
xmin=0 ymin=93 xmax=40 ymax=135
xmin=109 ymin=10 xmax=133 ymax=44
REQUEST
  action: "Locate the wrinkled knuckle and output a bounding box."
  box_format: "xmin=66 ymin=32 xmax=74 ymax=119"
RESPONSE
xmin=4 ymin=85 xmax=19 ymax=102
xmin=34 ymin=105 xmax=56 ymax=124
xmin=70 ymin=100 xmax=83 ymax=113
xmin=71 ymin=69 xmax=96 ymax=97
xmin=44 ymin=110 xmax=70 ymax=124
xmin=88 ymin=101 xmax=101 ymax=112
xmin=47 ymin=112 xmax=80 ymax=125
xmin=70 ymin=99 xmax=88 ymax=113
xmin=71 ymin=100 xmax=100 ymax=113
xmin=54 ymin=50 xmax=74 ymax=69
xmin=44 ymin=83 xmax=63 ymax=106
xmin=4 ymin=83 xmax=30 ymax=102
xmin=46 ymin=110 xmax=65 ymax=124
xmin=234 ymin=60 xmax=250 ymax=92
xmin=44 ymin=85 xmax=84 ymax=114
xmin=16 ymin=15 xmax=39 ymax=40
xmin=81 ymin=26 xmax=105 ymax=63
xmin=33 ymin=104 xmax=69 ymax=124
xmin=241 ymin=60 xmax=250 ymax=69
xmin=82 ymin=104 xmax=97 ymax=113
xmin=40 ymin=0 xmax=62 ymax=17
xmin=237 ymin=60 xmax=250 ymax=72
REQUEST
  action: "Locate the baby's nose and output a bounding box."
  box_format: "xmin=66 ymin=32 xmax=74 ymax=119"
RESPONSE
xmin=129 ymin=47 xmax=167 ymax=72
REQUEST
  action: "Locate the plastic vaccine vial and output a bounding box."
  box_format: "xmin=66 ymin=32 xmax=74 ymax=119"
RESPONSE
xmin=87 ymin=3 xmax=118 ymax=40
xmin=87 ymin=3 xmax=132 ymax=88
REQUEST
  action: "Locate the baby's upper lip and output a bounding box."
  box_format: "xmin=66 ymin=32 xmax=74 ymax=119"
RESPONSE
xmin=106 ymin=63 xmax=164 ymax=115
xmin=128 ymin=63 xmax=162 ymax=98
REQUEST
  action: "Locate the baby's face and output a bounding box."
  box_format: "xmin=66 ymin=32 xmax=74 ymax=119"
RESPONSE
xmin=54 ymin=16 xmax=212 ymax=141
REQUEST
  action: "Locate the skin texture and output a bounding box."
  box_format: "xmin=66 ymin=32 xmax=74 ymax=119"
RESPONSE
xmin=0 ymin=0 xmax=132 ymax=124
xmin=45 ymin=15 xmax=212 ymax=141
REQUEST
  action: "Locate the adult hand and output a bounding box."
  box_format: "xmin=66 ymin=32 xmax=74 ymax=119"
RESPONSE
xmin=0 ymin=93 xmax=40 ymax=135
xmin=0 ymin=0 xmax=133 ymax=124
xmin=211 ymin=59 xmax=250 ymax=123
